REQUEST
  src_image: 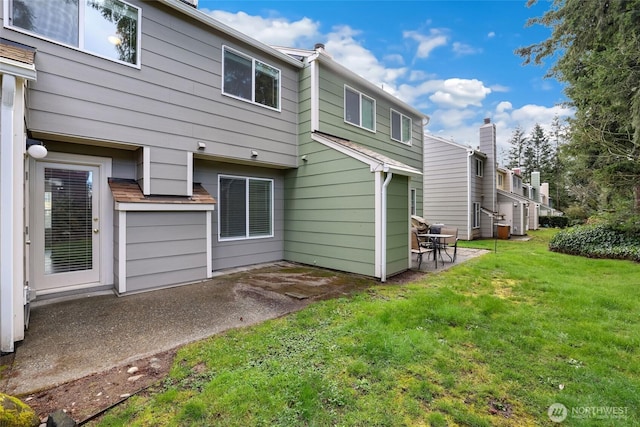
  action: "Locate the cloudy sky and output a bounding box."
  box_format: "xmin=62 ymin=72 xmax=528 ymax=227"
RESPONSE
xmin=197 ymin=0 xmax=574 ymax=164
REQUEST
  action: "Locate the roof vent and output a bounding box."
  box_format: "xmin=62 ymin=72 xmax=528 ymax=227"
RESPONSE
xmin=314 ymin=43 xmax=325 ymax=51
xmin=483 ymin=118 xmax=491 ymax=124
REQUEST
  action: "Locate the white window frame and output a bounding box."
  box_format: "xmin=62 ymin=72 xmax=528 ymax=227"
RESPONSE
xmin=472 ymin=202 xmax=481 ymax=229
xmin=475 ymin=158 xmax=484 ymax=177
xmin=217 ymin=175 xmax=274 ymax=242
xmin=497 ymin=174 xmax=504 ymax=188
xmin=390 ymin=109 xmax=412 ymax=145
xmin=4 ymin=0 xmax=141 ymax=68
xmin=222 ymin=45 xmax=281 ymax=112
xmin=344 ymin=85 xmax=376 ymax=132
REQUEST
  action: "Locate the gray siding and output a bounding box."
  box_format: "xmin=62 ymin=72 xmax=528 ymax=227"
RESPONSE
xmin=194 ymin=159 xmax=285 ymax=270
xmin=5 ymin=0 xmax=300 ymax=193
xmin=125 ymin=211 xmax=207 ymax=292
xmin=423 ymin=136 xmax=470 ymax=239
xmin=284 ymin=139 xmax=376 ymax=277
xmin=40 ymin=141 xmax=138 ymax=179
xmin=149 ymin=147 xmax=188 ymax=196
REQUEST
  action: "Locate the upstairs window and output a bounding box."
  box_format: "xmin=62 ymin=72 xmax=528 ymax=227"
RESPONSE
xmin=497 ymin=174 xmax=504 ymax=188
xmin=475 ymin=158 xmax=484 ymax=177
xmin=7 ymin=0 xmax=140 ymax=66
xmin=222 ymin=46 xmax=281 ymax=111
xmin=218 ymin=175 xmax=273 ymax=241
xmin=345 ymin=86 xmax=375 ymax=132
xmin=391 ymin=109 xmax=412 ymax=144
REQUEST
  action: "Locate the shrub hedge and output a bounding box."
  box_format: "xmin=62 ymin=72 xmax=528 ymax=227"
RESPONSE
xmin=549 ymin=224 xmax=640 ymax=262
xmin=539 ymin=216 xmax=570 ymax=228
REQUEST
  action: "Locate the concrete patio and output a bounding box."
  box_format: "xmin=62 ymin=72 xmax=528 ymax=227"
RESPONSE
xmin=1 ymin=248 xmax=489 ymax=398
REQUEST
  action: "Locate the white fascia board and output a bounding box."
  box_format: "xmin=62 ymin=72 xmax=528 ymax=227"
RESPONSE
xmin=311 ymin=133 xmax=422 ymax=178
xmin=115 ymin=202 xmax=215 ymax=212
xmin=158 ymin=0 xmax=303 ymax=68
xmin=0 ymin=58 xmax=37 ymax=81
xmin=315 ymin=54 xmax=427 ymax=120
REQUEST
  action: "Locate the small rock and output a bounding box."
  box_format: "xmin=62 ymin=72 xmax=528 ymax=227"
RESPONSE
xmin=127 ymin=366 xmax=139 ymax=374
xmin=46 ymin=409 xmax=76 ymax=427
xmin=149 ymin=362 xmax=162 ymax=371
xmin=119 ymin=393 xmax=131 ymax=399
xmin=127 ymin=374 xmax=144 ymax=382
xmin=96 ymin=392 xmax=102 ymax=397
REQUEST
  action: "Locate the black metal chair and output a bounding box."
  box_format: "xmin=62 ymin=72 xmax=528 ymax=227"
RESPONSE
xmin=412 ymin=230 xmax=436 ymax=269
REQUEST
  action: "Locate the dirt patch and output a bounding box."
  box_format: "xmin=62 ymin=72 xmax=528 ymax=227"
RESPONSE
xmin=23 ymin=349 xmax=176 ymax=424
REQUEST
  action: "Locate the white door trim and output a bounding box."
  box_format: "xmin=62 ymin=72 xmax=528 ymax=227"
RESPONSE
xmin=30 ymin=152 xmax=113 ymax=294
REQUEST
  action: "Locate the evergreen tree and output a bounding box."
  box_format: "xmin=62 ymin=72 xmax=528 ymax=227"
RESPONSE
xmin=506 ymin=126 xmax=527 ymax=170
xmin=524 ymin=123 xmax=554 ymax=182
xmin=517 ymin=0 xmax=640 ymax=213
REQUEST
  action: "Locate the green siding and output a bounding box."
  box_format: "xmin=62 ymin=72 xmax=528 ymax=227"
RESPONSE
xmin=284 ymin=140 xmax=376 ymax=276
xmin=386 ymin=175 xmax=410 ymax=276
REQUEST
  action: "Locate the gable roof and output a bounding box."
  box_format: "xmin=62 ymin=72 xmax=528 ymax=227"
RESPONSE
xmin=312 ymin=132 xmax=422 ymax=178
xmin=425 ymin=133 xmax=486 ymax=157
xmin=274 ymin=46 xmax=428 ymax=122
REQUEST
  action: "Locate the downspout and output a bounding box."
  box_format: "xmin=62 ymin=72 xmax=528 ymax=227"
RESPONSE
xmin=381 ymin=170 xmax=393 ymax=282
xmin=1 ymin=75 xmax=16 ymax=352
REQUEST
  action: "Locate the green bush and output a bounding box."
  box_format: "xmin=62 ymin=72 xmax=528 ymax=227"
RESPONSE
xmin=539 ymin=216 xmax=570 ymax=228
xmin=549 ymin=224 xmax=640 ymax=262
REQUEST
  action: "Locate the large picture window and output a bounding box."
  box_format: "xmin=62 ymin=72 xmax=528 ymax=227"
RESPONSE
xmin=344 ymin=86 xmax=375 ymax=132
xmin=7 ymin=0 xmax=140 ymax=66
xmin=218 ymin=176 xmax=273 ymax=240
xmin=391 ymin=109 xmax=412 ymax=144
xmin=223 ymin=46 xmax=281 ymax=110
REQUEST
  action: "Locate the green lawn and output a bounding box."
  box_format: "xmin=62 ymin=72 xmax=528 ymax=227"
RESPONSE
xmin=94 ymin=229 xmax=639 ymax=426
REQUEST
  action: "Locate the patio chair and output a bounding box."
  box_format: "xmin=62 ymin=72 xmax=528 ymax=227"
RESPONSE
xmin=438 ymin=226 xmax=459 ymax=262
xmin=412 ymin=230 xmax=436 ymax=269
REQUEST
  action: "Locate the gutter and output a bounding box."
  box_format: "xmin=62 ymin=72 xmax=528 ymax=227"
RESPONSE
xmin=381 ymin=171 xmax=393 ymax=282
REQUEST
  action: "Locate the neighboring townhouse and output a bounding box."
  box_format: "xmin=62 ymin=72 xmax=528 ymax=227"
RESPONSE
xmin=496 ymin=168 xmax=531 ymax=236
xmin=276 ymin=44 xmax=427 ymax=281
xmin=423 ymin=118 xmax=497 ymax=240
xmin=424 ymin=118 xmax=551 ymax=239
xmin=0 ymin=0 xmax=427 ymax=351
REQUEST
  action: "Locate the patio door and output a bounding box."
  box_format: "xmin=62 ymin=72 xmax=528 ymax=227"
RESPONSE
xmin=31 ymin=159 xmax=102 ymax=293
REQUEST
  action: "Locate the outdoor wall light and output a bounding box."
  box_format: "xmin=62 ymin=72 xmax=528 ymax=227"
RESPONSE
xmin=301 ymin=155 xmax=307 ymax=161
xmin=251 ymin=150 xmax=258 ymax=157
xmin=26 ymin=138 xmax=47 ymax=159
xmin=197 ymin=141 xmax=206 ymax=150
xmin=513 ymin=202 xmax=518 ymax=207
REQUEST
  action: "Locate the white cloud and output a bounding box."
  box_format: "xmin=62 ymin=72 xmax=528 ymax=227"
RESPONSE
xmin=489 ymin=84 xmax=510 ymax=93
xmin=324 ymin=26 xmax=408 ymax=91
xmin=487 ymin=31 xmax=496 ymax=38
xmin=452 ymin=42 xmax=481 ymax=56
xmin=201 ymin=9 xmax=320 ymax=48
xmin=496 ymin=101 xmax=513 ymax=113
xmin=403 ymin=29 xmax=448 ymax=59
xmin=428 ymin=78 xmax=492 ymax=108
